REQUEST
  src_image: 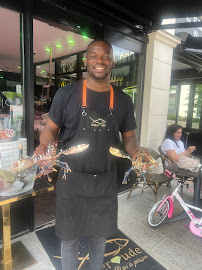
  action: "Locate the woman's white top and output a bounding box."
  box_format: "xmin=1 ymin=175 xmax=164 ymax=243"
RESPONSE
xmin=161 ymin=139 xmax=185 ymax=155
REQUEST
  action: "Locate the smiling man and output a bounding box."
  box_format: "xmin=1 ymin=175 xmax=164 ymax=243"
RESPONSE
xmin=35 ymin=40 xmax=140 ymax=270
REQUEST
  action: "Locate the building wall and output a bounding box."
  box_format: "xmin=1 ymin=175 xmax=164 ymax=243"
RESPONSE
xmin=140 ymin=31 xmax=181 ymax=154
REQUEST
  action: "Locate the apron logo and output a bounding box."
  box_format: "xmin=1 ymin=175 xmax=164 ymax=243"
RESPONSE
xmin=89 ymin=116 xmax=106 ymax=127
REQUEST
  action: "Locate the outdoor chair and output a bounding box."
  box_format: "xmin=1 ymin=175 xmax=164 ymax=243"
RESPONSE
xmin=158 ymin=146 xmax=197 ymax=183
xmin=158 ymin=146 xmax=201 ymax=206
xmin=127 ymin=148 xmax=172 ymax=202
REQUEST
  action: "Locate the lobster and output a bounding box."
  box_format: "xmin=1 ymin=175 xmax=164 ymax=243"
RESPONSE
xmin=10 ymin=143 xmax=89 ymax=182
xmin=109 ymin=147 xmax=158 ymax=185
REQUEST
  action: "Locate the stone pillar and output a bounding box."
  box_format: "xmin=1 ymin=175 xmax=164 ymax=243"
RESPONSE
xmin=140 ymin=30 xmax=181 ymax=152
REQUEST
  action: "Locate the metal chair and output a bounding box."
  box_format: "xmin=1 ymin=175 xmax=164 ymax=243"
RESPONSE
xmin=127 ymin=148 xmax=172 ymax=201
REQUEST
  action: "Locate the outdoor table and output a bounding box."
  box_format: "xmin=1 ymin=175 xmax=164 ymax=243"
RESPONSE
xmin=0 ymin=179 xmax=54 ymax=270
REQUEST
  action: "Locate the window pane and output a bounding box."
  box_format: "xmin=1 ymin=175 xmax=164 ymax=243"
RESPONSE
xmin=178 ymin=85 xmax=190 ymax=128
xmin=167 ymin=85 xmax=178 ymax=126
xmin=192 ymin=84 xmax=202 ymax=129
xmin=111 ymin=45 xmax=137 ymax=116
xmin=0 ymin=7 xmax=23 ymax=143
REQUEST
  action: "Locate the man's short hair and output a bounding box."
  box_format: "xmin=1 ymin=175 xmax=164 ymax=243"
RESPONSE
xmin=87 ymin=39 xmax=113 ymax=53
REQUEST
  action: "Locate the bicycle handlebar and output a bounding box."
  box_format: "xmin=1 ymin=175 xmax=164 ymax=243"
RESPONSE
xmin=163 ymin=169 xmax=192 ymax=190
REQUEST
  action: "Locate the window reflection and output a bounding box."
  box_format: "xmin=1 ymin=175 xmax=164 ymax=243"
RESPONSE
xmin=178 ymin=85 xmax=190 ymax=128
xmin=0 ymin=7 xmax=23 ymax=149
xmin=167 ymin=85 xmax=178 ymax=126
xmin=111 ymin=45 xmax=137 ymax=115
xmin=0 ymin=7 xmax=22 ymax=120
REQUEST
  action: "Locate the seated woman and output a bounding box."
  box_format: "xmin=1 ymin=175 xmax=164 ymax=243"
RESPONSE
xmin=161 ymin=124 xmax=200 ymax=173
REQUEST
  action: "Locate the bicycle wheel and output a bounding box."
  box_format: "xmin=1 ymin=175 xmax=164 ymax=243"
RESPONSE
xmin=148 ymin=199 xmax=170 ymax=228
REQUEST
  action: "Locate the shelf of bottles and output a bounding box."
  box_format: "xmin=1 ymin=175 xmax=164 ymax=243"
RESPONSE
xmin=58 ymin=55 xmax=77 ymax=76
xmin=57 ymin=52 xmax=87 ymax=88
xmin=110 ymin=51 xmax=136 ymax=90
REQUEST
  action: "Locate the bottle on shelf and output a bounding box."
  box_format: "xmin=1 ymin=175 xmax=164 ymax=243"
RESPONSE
xmin=125 ymin=76 xmax=130 ymax=87
xmin=81 ymin=57 xmax=86 ymax=71
xmin=116 ymin=74 xmax=120 ymax=87
xmin=70 ymin=63 xmax=75 ymax=72
xmin=65 ymin=62 xmax=68 ymax=73
xmin=61 ymin=64 xmax=65 ymax=74
xmin=119 ymin=74 xmax=124 ymax=87
xmin=67 ymin=62 xmax=70 ymax=72
xmin=73 ymin=60 xmax=76 ymax=72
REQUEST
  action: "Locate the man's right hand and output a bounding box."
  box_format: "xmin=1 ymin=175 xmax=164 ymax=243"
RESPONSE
xmin=34 ymin=143 xmax=48 ymax=158
xmin=33 ymin=117 xmax=60 ymax=164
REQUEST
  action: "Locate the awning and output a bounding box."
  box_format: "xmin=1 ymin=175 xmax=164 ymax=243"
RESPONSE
xmin=174 ymin=33 xmax=202 ymax=70
xmin=74 ymin=0 xmax=202 ymax=32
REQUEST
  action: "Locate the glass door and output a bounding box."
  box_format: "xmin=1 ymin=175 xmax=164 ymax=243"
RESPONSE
xmin=177 ymin=84 xmax=190 ymax=128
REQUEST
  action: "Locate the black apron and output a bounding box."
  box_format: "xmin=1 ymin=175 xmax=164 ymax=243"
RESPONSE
xmin=56 ymin=80 xmax=119 ymax=241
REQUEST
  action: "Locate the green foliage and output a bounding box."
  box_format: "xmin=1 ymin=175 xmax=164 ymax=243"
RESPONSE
xmin=194 ymin=84 xmax=202 ymax=111
xmin=167 ymin=114 xmax=200 ymax=123
xmin=167 ymin=114 xmax=176 ymax=120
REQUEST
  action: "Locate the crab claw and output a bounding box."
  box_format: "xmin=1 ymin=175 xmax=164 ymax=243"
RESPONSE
xmin=62 ymin=144 xmax=89 ymax=155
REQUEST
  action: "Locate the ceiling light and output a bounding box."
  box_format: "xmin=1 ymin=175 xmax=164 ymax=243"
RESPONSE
xmin=45 ymin=48 xmax=51 ymax=52
xmin=0 ymin=69 xmax=2 ymax=72
xmin=17 ymin=67 xmax=21 ymax=69
xmin=36 ymin=66 xmax=41 ymax=69
xmin=82 ymin=35 xmax=88 ymax=39
xmin=56 ymin=44 xmax=62 ymax=48
xmin=68 ymin=40 xmax=74 ymax=43
xmin=0 ymin=76 xmax=3 ymax=79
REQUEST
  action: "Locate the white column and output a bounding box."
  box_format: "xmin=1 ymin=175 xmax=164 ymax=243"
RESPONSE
xmin=140 ymin=30 xmax=181 ymax=152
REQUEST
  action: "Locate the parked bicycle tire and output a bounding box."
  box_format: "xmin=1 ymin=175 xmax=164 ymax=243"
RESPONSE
xmin=148 ymin=199 xmax=170 ymax=227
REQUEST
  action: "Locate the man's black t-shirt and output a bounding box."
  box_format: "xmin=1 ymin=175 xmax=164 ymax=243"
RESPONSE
xmin=48 ymin=80 xmax=136 ymax=148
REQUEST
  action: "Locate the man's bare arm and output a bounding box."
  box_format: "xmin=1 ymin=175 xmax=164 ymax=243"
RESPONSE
xmin=34 ymin=117 xmax=60 ymax=156
xmin=122 ymin=130 xmax=140 ymax=160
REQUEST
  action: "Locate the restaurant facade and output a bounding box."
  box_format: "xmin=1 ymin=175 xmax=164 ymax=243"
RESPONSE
xmin=0 ymin=0 xmax=201 ymax=240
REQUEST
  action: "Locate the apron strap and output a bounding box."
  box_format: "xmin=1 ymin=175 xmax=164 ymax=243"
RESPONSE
xmin=82 ymin=79 xmax=114 ymax=116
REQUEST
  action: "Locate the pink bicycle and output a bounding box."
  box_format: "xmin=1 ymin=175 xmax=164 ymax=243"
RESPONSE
xmin=148 ymin=169 xmax=202 ymax=237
